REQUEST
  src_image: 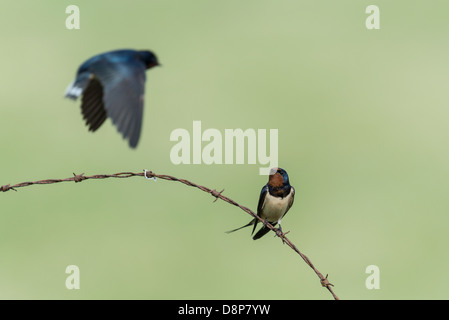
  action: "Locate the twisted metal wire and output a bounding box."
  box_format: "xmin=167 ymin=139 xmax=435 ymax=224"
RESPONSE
xmin=1 ymin=169 xmax=339 ymax=300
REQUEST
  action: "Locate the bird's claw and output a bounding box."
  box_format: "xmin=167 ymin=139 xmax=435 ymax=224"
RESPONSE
xmin=274 ymin=228 xmax=289 ymax=244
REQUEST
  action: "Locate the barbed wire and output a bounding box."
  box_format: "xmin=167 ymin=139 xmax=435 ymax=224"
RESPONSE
xmin=1 ymin=169 xmax=339 ymax=300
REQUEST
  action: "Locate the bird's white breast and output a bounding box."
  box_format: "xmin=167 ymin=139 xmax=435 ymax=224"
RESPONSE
xmin=261 ymin=190 xmax=293 ymax=222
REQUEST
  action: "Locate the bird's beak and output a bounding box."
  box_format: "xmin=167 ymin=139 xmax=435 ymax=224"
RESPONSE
xmin=147 ymin=62 xmax=161 ymax=69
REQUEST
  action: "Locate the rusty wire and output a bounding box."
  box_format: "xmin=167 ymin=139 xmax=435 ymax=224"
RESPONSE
xmin=1 ymin=169 xmax=339 ymax=300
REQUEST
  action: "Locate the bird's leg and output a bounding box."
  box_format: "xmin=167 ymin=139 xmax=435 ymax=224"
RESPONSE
xmin=274 ymin=222 xmax=287 ymax=244
xmin=274 ymin=223 xmax=283 ymax=237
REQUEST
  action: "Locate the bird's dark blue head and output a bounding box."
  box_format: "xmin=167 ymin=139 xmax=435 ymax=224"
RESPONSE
xmin=268 ymin=167 xmax=289 ymax=186
xmin=139 ymin=50 xmax=159 ymax=69
xmin=267 ymin=167 xmax=291 ymax=197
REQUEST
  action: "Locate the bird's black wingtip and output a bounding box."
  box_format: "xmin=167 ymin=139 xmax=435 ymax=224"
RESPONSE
xmin=128 ymin=140 xmax=138 ymax=149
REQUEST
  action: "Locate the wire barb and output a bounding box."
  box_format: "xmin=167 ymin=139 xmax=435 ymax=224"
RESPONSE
xmin=321 ymin=274 xmax=334 ymax=288
xmin=211 ymin=189 xmax=224 ymax=202
xmin=0 ymin=184 xmax=16 ymax=192
xmin=73 ymin=173 xmax=86 ymax=183
xmin=1 ymin=169 xmax=339 ymax=300
xmin=144 ymin=169 xmax=157 ymax=181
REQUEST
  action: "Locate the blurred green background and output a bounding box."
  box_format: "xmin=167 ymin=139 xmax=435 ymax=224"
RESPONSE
xmin=1 ymin=0 xmax=448 ymax=300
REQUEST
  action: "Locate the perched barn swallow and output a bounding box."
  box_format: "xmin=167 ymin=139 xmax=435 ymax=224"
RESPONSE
xmin=65 ymin=49 xmax=160 ymax=148
xmin=227 ymin=168 xmax=295 ymax=240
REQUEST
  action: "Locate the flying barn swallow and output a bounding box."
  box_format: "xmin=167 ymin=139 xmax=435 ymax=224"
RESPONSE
xmin=227 ymin=168 xmax=295 ymax=240
xmin=65 ymin=49 xmax=160 ymax=148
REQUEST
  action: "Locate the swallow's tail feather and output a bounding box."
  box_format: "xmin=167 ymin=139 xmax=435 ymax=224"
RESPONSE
xmin=225 ymin=219 xmax=256 ymax=234
xmin=252 ymin=222 xmax=277 ymax=240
